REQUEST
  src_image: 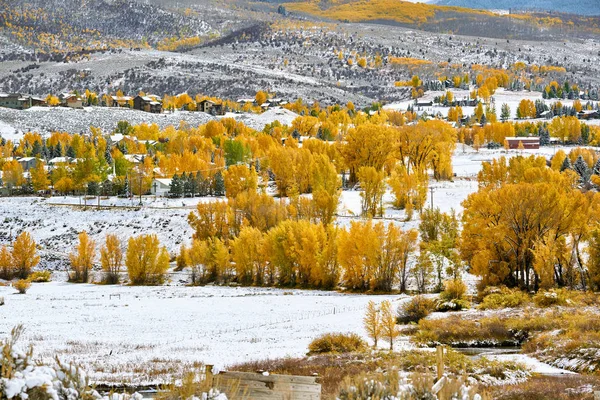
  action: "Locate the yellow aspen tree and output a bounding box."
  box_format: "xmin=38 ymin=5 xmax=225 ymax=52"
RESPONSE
xmin=69 ymin=231 xmax=96 ymax=283
xmin=126 ymin=234 xmax=170 ymax=285
xmin=357 ymin=166 xmax=385 ymax=217
xmin=380 ymin=300 xmax=399 ymax=350
xmin=100 ymin=234 xmax=122 ymax=284
xmin=30 ymin=160 xmax=49 ymax=192
xmin=0 ymin=246 xmax=12 ymax=280
xmin=11 ymin=232 xmax=40 ymax=279
xmin=223 ymin=164 xmax=258 ymax=199
xmin=311 ymin=154 xmax=341 ymax=225
xmin=363 ymin=300 xmax=382 ymax=348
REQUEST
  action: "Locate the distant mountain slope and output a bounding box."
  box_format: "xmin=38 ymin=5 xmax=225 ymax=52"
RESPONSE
xmin=434 ymin=0 xmax=600 ymax=16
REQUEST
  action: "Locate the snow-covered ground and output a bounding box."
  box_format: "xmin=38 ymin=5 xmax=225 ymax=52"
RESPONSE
xmin=384 ymin=88 xmax=582 ymax=121
xmin=0 ymin=106 xmax=299 ymax=137
xmin=0 ymin=282 xmax=401 ymax=385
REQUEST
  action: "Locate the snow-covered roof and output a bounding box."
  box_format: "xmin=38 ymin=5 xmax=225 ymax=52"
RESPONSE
xmin=154 ymin=178 xmax=172 ymax=186
xmin=48 ymin=157 xmax=73 ymax=164
xmin=17 ymin=157 xmax=36 ymax=162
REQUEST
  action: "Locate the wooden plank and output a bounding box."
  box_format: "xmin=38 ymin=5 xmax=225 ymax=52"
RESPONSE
xmin=218 ymin=371 xmax=318 ymax=385
xmin=214 ymin=371 xmax=321 ymax=400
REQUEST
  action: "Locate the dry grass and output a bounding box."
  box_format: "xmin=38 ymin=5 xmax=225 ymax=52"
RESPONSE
xmin=490 ymin=375 xmax=600 ymax=400
xmin=307 ymin=333 xmax=366 ymax=355
xmin=228 ymin=349 xmax=527 ymax=400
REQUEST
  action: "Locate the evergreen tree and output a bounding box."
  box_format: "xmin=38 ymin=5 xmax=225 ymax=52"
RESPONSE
xmin=213 ymin=171 xmax=225 ymax=196
xmin=196 ymin=172 xmax=209 ymax=197
xmin=66 ymin=146 xmax=76 ymax=158
xmin=31 ymin=141 xmax=42 ymax=158
xmin=169 ymin=174 xmax=183 ymax=197
xmin=574 ymin=155 xmax=590 ymax=183
xmin=500 ymin=103 xmax=510 ymax=121
xmin=561 ymin=155 xmax=573 ymax=172
xmin=181 ymin=172 xmax=190 ymax=197
xmin=124 ymin=176 xmax=131 ymax=197
xmin=42 ymin=142 xmax=49 ymax=160
xmin=54 ymin=142 xmax=63 ymax=158
xmin=593 ymin=158 xmax=600 ymax=177
xmin=539 ymin=127 xmax=550 ymax=146
xmin=104 ymin=146 xmax=113 ymax=165
xmin=87 ymin=181 xmax=99 ymax=196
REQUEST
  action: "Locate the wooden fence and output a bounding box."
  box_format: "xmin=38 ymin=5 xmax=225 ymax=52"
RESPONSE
xmin=207 ymin=366 xmax=321 ymax=400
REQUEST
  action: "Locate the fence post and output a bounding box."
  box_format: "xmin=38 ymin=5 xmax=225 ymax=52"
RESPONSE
xmin=436 ymin=345 xmax=444 ymax=381
xmin=206 ymin=365 xmax=214 ymax=387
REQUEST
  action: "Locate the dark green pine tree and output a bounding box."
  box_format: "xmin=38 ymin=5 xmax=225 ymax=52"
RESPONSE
xmin=31 ymin=141 xmax=42 ymax=158
xmin=574 ymin=155 xmax=590 ymax=183
xmin=87 ymin=181 xmax=99 ymax=196
xmin=539 ymin=127 xmax=550 ymax=146
xmin=104 ymin=146 xmax=113 ymax=165
xmin=169 ymin=174 xmax=183 ymax=197
xmin=181 ymin=172 xmax=190 ymax=197
xmin=560 ymin=155 xmax=573 ymax=172
xmin=54 ymin=142 xmax=63 ymax=158
xmin=66 ymin=146 xmax=76 ymax=158
xmin=213 ymin=171 xmax=225 ymax=197
xmin=124 ymin=176 xmax=131 ymax=197
xmin=196 ymin=171 xmax=209 ymax=196
xmin=593 ymin=158 xmax=600 ymax=177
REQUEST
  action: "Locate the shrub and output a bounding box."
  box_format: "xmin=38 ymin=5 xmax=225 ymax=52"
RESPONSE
xmin=13 ymin=279 xmax=30 ymax=294
xmin=436 ymin=279 xmax=469 ymax=311
xmin=308 ymin=333 xmax=366 ymax=355
xmin=533 ymin=289 xmax=567 ymax=307
xmin=397 ymin=296 xmax=436 ymax=324
xmin=479 ymin=287 xmax=530 ymax=310
xmin=440 ymin=279 xmax=467 ymax=302
xmin=29 ymin=271 xmax=51 ymax=283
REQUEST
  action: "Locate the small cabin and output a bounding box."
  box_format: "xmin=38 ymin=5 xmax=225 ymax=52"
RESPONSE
xmin=504 ymin=136 xmax=540 ymax=150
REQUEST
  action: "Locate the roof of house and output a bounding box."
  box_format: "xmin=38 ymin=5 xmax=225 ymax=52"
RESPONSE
xmin=154 ymin=178 xmax=172 ymax=186
xmin=505 ymin=137 xmax=539 ymax=141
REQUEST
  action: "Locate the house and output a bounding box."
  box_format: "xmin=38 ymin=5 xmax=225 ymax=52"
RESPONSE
xmin=539 ymin=110 xmax=552 ymax=119
xmin=504 ymin=137 xmax=540 ymax=150
xmin=197 ymin=100 xmax=216 ymax=113
xmin=60 ymin=94 xmax=83 ymax=109
xmin=415 ymin=100 xmax=433 ymax=107
xmin=133 ymin=96 xmax=162 ymax=113
xmin=151 ymin=178 xmax=172 ymax=196
xmin=578 ymin=110 xmax=599 ymax=120
xmin=197 ymin=100 xmax=224 ymax=115
xmin=110 ymin=95 xmax=133 ymax=108
xmin=30 ymin=96 xmax=46 ymax=107
xmin=0 ymin=93 xmax=32 ymax=110
xmin=17 ymin=157 xmax=37 ymax=171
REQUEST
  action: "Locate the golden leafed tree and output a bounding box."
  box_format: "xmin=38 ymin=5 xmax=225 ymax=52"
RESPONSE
xmin=380 ymin=300 xmax=400 ymax=350
xmin=100 ymin=234 xmax=122 ymax=284
xmin=69 ymin=231 xmax=96 ymax=283
xmin=363 ymin=300 xmax=382 ymax=348
xmin=126 ymin=234 xmax=170 ymax=285
xmin=0 ymin=246 xmax=12 ymax=280
xmin=11 ymin=232 xmax=39 ymax=279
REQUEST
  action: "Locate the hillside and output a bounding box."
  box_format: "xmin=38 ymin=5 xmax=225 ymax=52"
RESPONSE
xmin=435 ymin=0 xmax=600 ymax=16
xmin=282 ymin=0 xmax=600 ymax=39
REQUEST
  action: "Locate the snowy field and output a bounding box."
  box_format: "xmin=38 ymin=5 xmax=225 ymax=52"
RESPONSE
xmin=0 ymin=282 xmax=400 ymax=386
xmin=0 ymin=106 xmax=299 ymax=137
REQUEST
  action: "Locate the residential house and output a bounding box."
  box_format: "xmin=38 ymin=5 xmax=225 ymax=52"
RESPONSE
xmin=151 ymin=178 xmax=172 ymax=196
xmin=124 ymin=154 xmax=146 ymax=165
xmin=0 ymin=93 xmax=32 ymax=110
xmin=17 ymin=157 xmax=38 ymax=171
xmin=197 ymin=100 xmax=224 ymax=115
xmin=60 ymin=94 xmax=83 ymax=109
xmin=110 ymin=95 xmax=133 ymax=108
xmin=133 ymin=95 xmax=162 ymax=113
xmin=504 ymin=137 xmax=540 ymax=150
xmin=578 ymin=110 xmax=599 ymax=120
